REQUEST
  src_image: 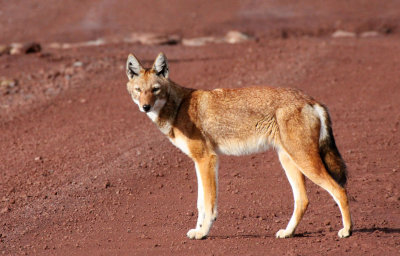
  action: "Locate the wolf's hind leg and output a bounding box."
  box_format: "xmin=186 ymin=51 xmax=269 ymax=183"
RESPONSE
xmin=287 ymin=150 xmax=352 ymax=238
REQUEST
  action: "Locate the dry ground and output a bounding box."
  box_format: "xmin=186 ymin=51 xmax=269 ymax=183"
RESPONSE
xmin=0 ymin=1 xmax=399 ymax=255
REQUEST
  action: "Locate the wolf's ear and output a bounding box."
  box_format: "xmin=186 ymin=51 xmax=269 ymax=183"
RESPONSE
xmin=126 ymin=54 xmax=143 ymax=79
xmin=152 ymin=52 xmax=169 ymax=78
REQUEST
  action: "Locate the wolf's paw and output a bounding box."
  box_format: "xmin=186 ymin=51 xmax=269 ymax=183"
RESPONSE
xmin=275 ymin=229 xmax=294 ymax=238
xmin=187 ymin=229 xmax=207 ymax=240
xmin=338 ymin=228 xmax=351 ymax=238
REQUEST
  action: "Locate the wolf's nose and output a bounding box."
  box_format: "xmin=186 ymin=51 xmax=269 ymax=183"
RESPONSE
xmin=143 ymin=104 xmax=151 ymax=112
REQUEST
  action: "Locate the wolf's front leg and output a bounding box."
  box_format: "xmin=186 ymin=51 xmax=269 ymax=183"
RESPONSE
xmin=187 ymin=154 xmax=218 ymax=240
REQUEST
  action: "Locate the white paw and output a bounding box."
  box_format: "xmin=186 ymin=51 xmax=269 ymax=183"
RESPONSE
xmin=187 ymin=228 xmax=207 ymax=240
xmin=338 ymin=228 xmax=351 ymax=238
xmin=275 ymin=229 xmax=294 ymax=238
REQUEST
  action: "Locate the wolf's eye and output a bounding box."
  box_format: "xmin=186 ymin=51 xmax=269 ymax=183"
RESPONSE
xmin=152 ymin=87 xmax=160 ymax=93
xmin=135 ymin=87 xmax=141 ymax=93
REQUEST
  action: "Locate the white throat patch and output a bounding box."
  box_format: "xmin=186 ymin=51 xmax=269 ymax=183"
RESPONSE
xmin=146 ymin=98 xmax=167 ymax=122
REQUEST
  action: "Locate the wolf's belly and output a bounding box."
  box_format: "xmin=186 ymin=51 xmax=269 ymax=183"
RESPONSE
xmin=215 ymin=135 xmax=271 ymax=156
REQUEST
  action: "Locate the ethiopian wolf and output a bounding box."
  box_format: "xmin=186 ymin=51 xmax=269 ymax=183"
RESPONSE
xmin=125 ymin=53 xmax=352 ymax=239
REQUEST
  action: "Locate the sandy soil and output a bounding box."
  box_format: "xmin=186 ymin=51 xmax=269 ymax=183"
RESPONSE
xmin=1 ymin=1 xmax=399 ymax=255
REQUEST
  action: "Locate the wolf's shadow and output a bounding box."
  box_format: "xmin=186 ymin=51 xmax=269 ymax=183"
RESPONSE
xmin=208 ymin=227 xmax=400 ymax=239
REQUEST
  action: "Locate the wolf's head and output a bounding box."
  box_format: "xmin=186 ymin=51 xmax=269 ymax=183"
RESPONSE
xmin=126 ymin=53 xmax=169 ymax=113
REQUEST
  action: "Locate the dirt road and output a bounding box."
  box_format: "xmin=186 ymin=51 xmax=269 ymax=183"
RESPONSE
xmin=1 ymin=1 xmax=399 ymax=255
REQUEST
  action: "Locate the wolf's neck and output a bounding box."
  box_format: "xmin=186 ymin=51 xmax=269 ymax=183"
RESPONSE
xmin=153 ymin=82 xmax=193 ymax=135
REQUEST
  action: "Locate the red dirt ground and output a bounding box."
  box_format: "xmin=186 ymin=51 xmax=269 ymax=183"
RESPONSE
xmin=1 ymin=1 xmax=399 ymax=255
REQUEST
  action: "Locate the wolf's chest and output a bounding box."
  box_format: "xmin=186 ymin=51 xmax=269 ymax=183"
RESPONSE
xmin=169 ymin=136 xmax=191 ymax=156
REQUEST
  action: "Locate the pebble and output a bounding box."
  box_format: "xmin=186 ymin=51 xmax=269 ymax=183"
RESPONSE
xmin=0 ymin=44 xmax=11 ymax=55
xmin=73 ymin=61 xmax=83 ymax=67
xmin=225 ymin=30 xmax=252 ymax=44
xmin=105 ymin=180 xmax=111 ymax=188
xmin=9 ymin=43 xmax=23 ymax=55
xmin=10 ymin=42 xmax=41 ymax=55
xmin=360 ymin=31 xmax=380 ymax=38
xmin=331 ymin=30 xmax=356 ymax=38
xmin=0 ymin=78 xmax=18 ymax=95
xmin=24 ymin=42 xmax=42 ymax=53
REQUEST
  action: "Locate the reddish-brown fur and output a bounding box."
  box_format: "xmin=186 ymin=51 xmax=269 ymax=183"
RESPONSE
xmin=126 ymin=53 xmax=352 ymax=240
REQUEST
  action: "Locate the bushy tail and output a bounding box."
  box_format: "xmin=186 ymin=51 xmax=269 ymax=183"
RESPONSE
xmin=317 ymin=105 xmax=348 ymax=187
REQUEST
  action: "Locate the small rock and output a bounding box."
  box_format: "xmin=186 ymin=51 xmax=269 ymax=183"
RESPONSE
xmin=225 ymin=30 xmax=252 ymax=44
xmin=34 ymin=156 xmax=42 ymax=162
xmin=360 ymin=31 xmax=380 ymax=38
xmin=10 ymin=42 xmax=41 ymax=55
xmin=73 ymin=61 xmax=83 ymax=67
xmin=105 ymin=180 xmax=111 ymax=188
xmin=24 ymin=42 xmax=42 ymax=54
xmin=0 ymin=45 xmax=11 ymax=55
xmin=331 ymin=30 xmax=356 ymax=38
xmin=0 ymin=78 xmax=18 ymax=95
xmin=48 ymin=42 xmax=62 ymax=49
xmin=9 ymin=43 xmax=23 ymax=55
